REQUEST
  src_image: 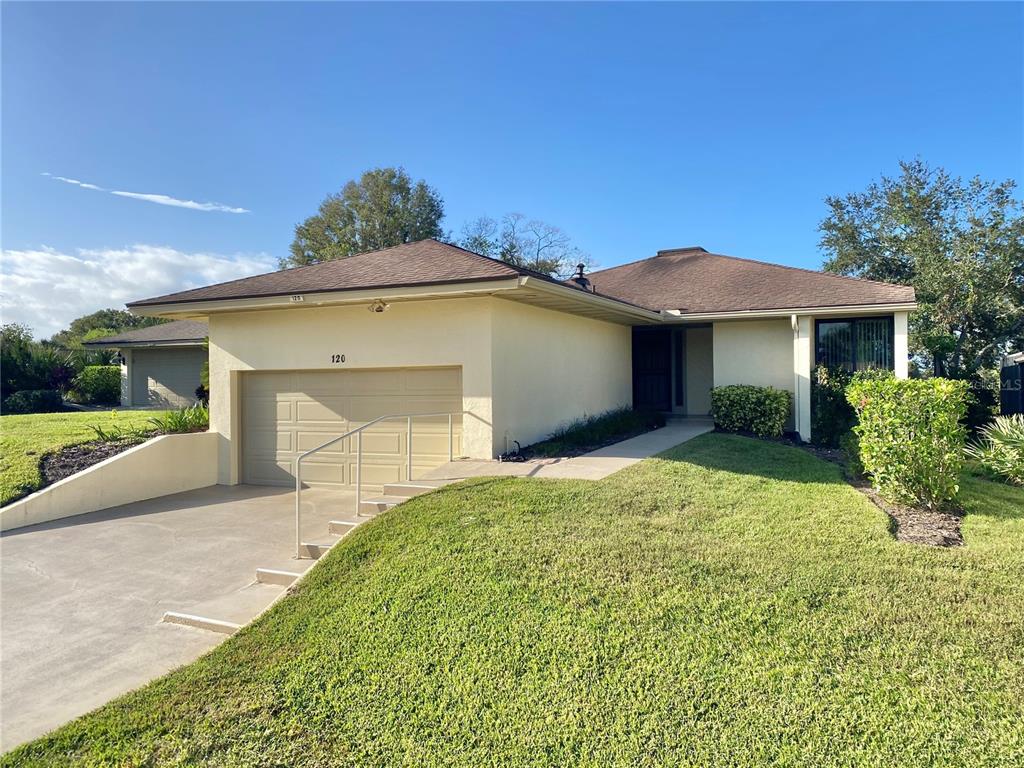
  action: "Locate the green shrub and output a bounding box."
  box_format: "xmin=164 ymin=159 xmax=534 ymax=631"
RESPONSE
xmin=810 ymin=366 xmax=856 ymax=447
xmin=71 ymin=365 xmax=121 ymax=405
xmin=846 ymin=377 xmax=969 ymax=508
xmin=148 ymin=405 xmax=209 ymax=434
xmin=2 ymin=389 xmax=64 ymax=414
xmin=965 ymin=414 xmax=1024 ymax=485
xmin=839 ymin=431 xmax=863 ymax=478
xmin=527 ymin=407 xmax=665 ymax=457
xmin=710 ymin=385 xmax=791 ymax=438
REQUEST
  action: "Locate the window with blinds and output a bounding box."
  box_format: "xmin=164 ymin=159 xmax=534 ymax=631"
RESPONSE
xmin=815 ymin=317 xmax=894 ymax=371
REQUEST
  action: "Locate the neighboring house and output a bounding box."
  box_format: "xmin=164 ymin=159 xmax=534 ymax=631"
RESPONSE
xmin=84 ymin=320 xmax=208 ymax=409
xmin=1002 ymin=352 xmax=1023 ymax=416
xmin=125 ymin=240 xmax=915 ymax=489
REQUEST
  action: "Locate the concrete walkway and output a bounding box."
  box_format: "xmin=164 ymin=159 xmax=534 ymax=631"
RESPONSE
xmin=0 ymin=484 xmax=354 ymax=750
xmin=422 ymin=418 xmax=714 ymax=482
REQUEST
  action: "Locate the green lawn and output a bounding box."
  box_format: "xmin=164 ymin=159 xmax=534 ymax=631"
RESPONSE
xmin=6 ymin=433 xmax=1023 ymax=766
xmin=0 ymin=410 xmax=168 ymax=506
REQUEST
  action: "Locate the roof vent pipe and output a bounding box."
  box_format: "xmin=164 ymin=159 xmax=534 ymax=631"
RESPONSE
xmin=571 ymin=263 xmax=592 ymax=292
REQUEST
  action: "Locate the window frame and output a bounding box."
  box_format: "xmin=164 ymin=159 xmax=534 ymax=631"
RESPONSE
xmin=814 ymin=315 xmax=896 ymax=372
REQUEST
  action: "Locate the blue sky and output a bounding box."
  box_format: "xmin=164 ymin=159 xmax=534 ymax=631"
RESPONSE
xmin=2 ymin=2 xmax=1021 ymax=336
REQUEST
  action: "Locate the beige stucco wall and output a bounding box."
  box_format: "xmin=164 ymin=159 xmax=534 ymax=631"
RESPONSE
xmin=713 ymin=318 xmax=795 ymax=393
xmin=208 ymin=296 xmax=633 ymax=484
xmin=713 ymin=318 xmax=796 ymax=428
xmin=0 ymin=432 xmax=219 ymax=531
xmin=490 ymin=298 xmax=632 ymax=452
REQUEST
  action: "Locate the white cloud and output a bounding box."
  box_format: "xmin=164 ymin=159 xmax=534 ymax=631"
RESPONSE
xmin=0 ymin=244 xmax=276 ymax=338
xmin=42 ymin=172 xmax=250 ymax=214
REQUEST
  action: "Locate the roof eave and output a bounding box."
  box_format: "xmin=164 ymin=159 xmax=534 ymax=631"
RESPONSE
xmin=514 ymin=277 xmax=664 ymax=324
xmin=127 ymin=277 xmax=525 ymax=318
xmin=663 ymin=301 xmax=918 ymax=322
xmin=82 ymin=339 xmax=207 ymax=349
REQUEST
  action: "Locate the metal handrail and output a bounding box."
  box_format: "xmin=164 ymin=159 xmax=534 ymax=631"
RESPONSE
xmin=294 ymin=410 xmax=470 ymax=558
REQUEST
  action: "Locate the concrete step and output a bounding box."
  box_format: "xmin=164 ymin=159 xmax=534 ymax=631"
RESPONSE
xmin=161 ymin=612 xmax=241 ymax=635
xmin=382 ymin=479 xmax=453 ymax=498
xmin=358 ymin=495 xmax=405 ymax=517
xmin=161 ymin=582 xmax=285 ymax=635
xmin=255 ymin=568 xmax=302 ymax=587
xmin=328 ymin=519 xmax=361 ymax=536
xmin=298 ymin=540 xmax=335 ymax=559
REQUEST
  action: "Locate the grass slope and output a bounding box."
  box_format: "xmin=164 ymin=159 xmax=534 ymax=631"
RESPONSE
xmin=6 ymin=434 xmax=1023 ymax=766
xmin=0 ymin=410 xmax=167 ymax=506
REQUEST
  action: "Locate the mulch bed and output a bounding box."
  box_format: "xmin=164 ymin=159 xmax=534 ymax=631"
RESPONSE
xmin=716 ymin=427 xmax=965 ymax=548
xmin=795 ymin=441 xmax=964 ymax=548
xmin=39 ymin=438 xmax=147 ymax=488
xmin=517 ymin=425 xmax=662 ymax=461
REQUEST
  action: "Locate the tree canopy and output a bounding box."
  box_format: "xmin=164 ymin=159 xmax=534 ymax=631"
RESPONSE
xmin=50 ymin=309 xmax=164 ymax=349
xmin=285 ymin=167 xmax=445 ymax=267
xmin=460 ymin=213 xmax=588 ymax=277
xmin=820 ymin=159 xmax=1023 ymax=378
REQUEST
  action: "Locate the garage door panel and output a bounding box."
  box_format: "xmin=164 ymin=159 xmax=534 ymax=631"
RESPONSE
xmin=295 ymin=430 xmax=347 ymax=453
xmin=300 ymin=461 xmax=346 ymax=486
xmin=244 ymin=372 xmax=294 ymax=396
xmin=333 ymin=369 xmax=405 ymax=394
xmin=246 ymin=460 xmax=295 ymax=486
xmin=410 ymin=433 xmax=455 ymax=457
xmin=355 ymin=463 xmax=403 ymax=486
xmin=359 ymin=432 xmax=402 ymax=456
xmin=242 ymin=367 xmax=461 ymax=489
xmin=246 ymin=428 xmax=291 ymax=454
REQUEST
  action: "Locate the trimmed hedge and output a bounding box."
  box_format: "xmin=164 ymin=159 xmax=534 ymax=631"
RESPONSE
xmin=710 ymin=385 xmax=791 ymax=438
xmin=2 ymin=389 xmax=64 ymax=414
xmin=846 ymin=377 xmax=969 ymax=508
xmin=71 ymin=365 xmax=121 ymax=405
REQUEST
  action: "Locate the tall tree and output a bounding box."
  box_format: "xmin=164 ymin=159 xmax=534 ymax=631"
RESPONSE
xmin=460 ymin=213 xmax=589 ymax=277
xmin=286 ymin=167 xmax=445 ymax=267
xmin=49 ymin=309 xmax=164 ymax=349
xmin=820 ymin=160 xmax=1024 ymax=379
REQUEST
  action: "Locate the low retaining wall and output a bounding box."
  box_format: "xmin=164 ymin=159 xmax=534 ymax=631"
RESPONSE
xmin=0 ymin=432 xmax=219 ymax=532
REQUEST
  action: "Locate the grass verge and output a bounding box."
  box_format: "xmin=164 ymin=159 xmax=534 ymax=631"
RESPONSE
xmin=5 ymin=433 xmax=1023 ymax=765
xmin=0 ymin=410 xmax=168 ymax=506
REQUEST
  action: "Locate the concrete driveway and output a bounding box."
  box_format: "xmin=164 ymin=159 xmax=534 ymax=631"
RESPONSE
xmin=1 ymin=484 xmax=353 ymax=751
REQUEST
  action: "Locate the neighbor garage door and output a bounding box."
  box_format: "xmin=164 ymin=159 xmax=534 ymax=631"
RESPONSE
xmin=131 ymin=348 xmax=207 ymax=409
xmin=241 ymin=367 xmax=462 ymax=489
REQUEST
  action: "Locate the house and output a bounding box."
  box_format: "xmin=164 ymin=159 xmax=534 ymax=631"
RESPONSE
xmin=84 ymin=320 xmax=208 ymax=408
xmin=125 ymin=240 xmax=915 ymax=490
xmin=1002 ymin=352 xmax=1023 ymax=416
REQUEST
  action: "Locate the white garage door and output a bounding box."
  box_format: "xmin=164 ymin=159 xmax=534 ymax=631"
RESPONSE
xmin=131 ymin=348 xmax=207 ymax=409
xmin=242 ymin=367 xmax=463 ymax=489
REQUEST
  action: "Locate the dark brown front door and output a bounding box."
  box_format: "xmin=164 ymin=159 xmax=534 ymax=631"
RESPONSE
xmin=632 ymin=327 xmax=672 ymax=411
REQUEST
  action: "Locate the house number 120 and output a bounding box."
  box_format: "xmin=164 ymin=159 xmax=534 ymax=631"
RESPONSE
xmin=331 ymin=354 xmax=345 ymax=363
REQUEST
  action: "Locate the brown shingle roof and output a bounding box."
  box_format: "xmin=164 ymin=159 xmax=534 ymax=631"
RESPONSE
xmin=128 ymin=240 xmax=529 ymax=307
xmin=83 ymin=319 xmax=208 ymax=346
xmin=586 ymin=247 xmax=915 ymax=313
xmin=125 ymin=239 xmax=915 ymax=315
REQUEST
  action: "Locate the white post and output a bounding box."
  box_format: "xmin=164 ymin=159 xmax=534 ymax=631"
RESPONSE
xmin=355 ymin=431 xmax=362 ymax=516
xmin=407 ymin=416 xmax=413 ymax=482
xmin=894 ymin=312 xmax=909 ymax=379
xmin=793 ymin=315 xmax=813 ymax=443
xmin=294 ymin=459 xmax=302 ymax=559
xmin=448 ymin=413 xmax=454 ymax=462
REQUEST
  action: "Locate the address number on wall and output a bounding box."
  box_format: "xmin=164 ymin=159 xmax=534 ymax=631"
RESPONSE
xmin=331 ymin=354 xmax=346 ymax=364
